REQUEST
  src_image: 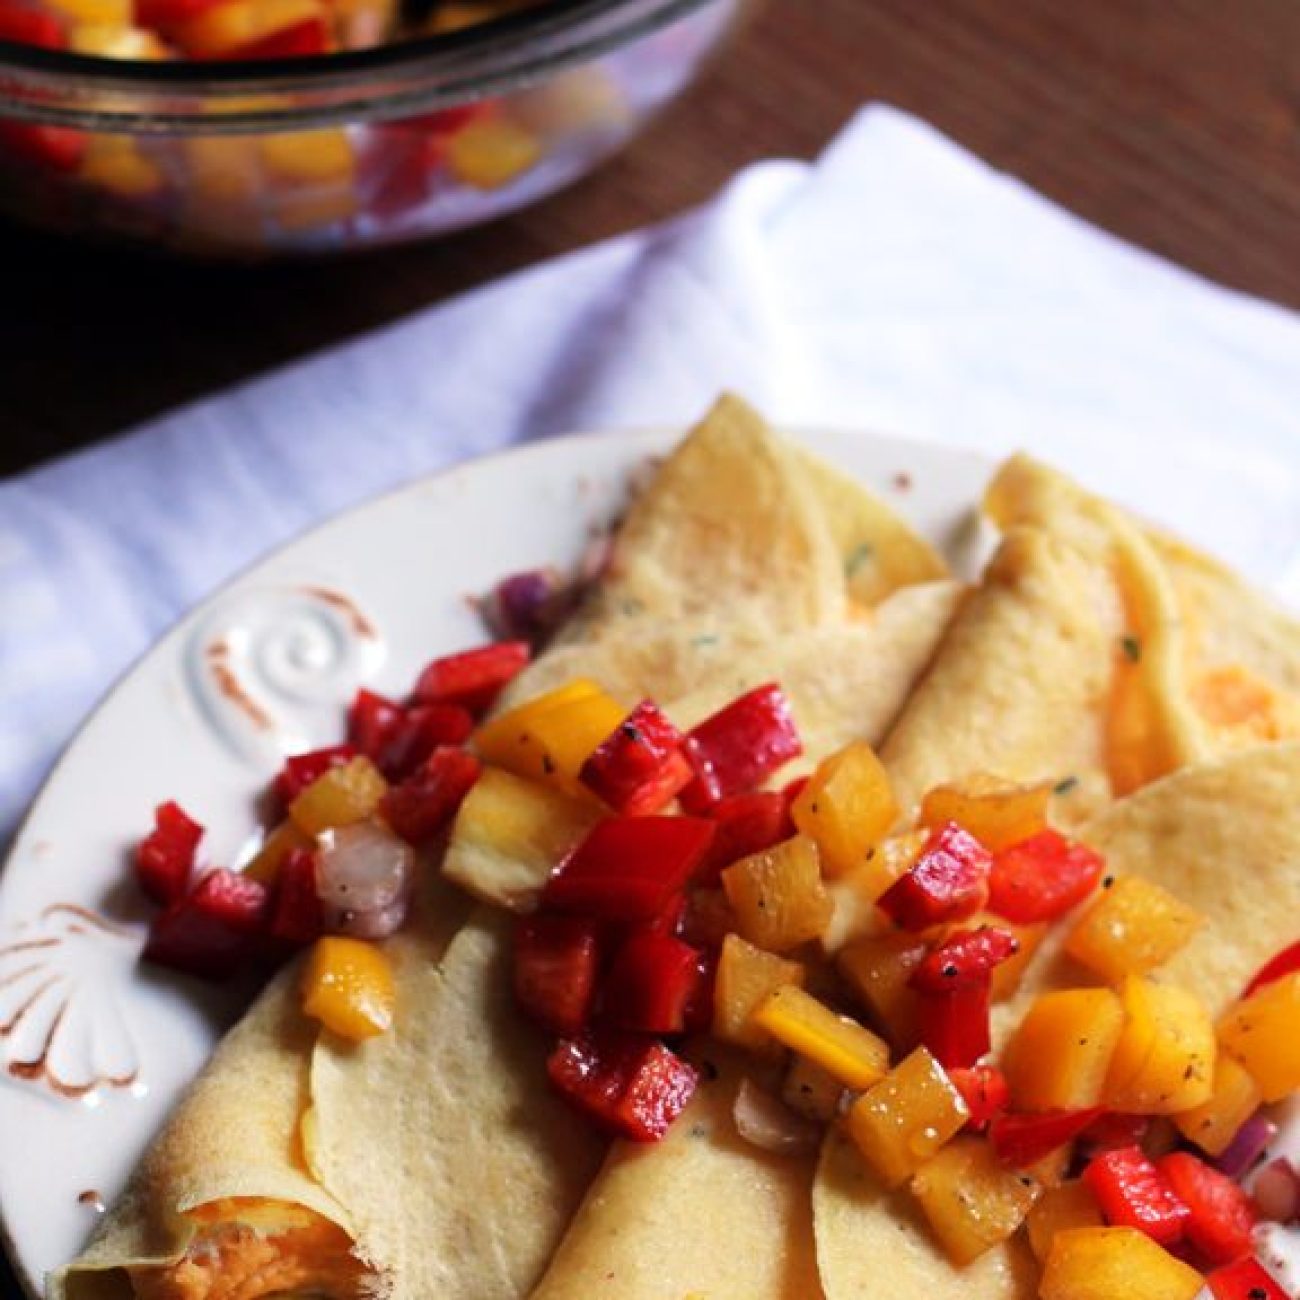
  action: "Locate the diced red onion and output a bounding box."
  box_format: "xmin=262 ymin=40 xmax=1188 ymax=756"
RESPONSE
xmin=1216 ymin=1112 xmax=1279 ymax=1180
xmin=488 ymin=568 xmax=572 ymax=645
xmin=732 ymin=1079 xmax=821 ymax=1156
xmin=316 ymin=822 xmax=414 ymax=940
xmin=1254 ymin=1158 xmax=1300 ymax=1224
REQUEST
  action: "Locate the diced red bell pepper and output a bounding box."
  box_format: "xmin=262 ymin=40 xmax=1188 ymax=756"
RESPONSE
xmin=0 ymin=121 xmax=84 ymax=172
xmin=347 ymin=688 xmax=405 ymax=761
xmin=1244 ymin=939 xmax=1300 ymax=998
xmin=909 ymin=926 xmax=1021 ymax=993
xmin=0 ymin=2 xmax=63 ymax=47
xmin=782 ymin=775 xmax=810 ymax=808
xmin=267 ymin=848 xmax=323 ymax=948
xmin=878 ymin=821 xmax=993 ymax=931
xmin=948 ymin=1065 xmax=1010 ymax=1132
xmin=1080 ymin=1111 xmax=1151 ymax=1154
xmin=382 ymin=746 xmax=481 ymax=845
xmin=990 ymin=1107 xmax=1103 ymax=1168
xmin=221 ymin=15 xmax=328 ymax=58
xmin=697 ymin=791 xmax=790 ymax=882
xmin=135 ymin=800 xmax=204 ymax=906
xmin=388 ymin=103 xmax=493 ymax=136
xmin=514 ymin=914 xmax=600 ymax=1036
xmin=603 ymin=932 xmax=703 ymax=1035
xmin=580 ymin=700 xmax=693 ymax=815
xmin=1205 ymin=1257 xmax=1289 ymax=1300
xmin=273 ymin=744 xmax=358 ymax=807
xmin=543 ymin=816 xmax=716 ymax=923
xmin=143 ymin=868 xmax=269 ymax=979
xmin=547 ymin=1030 xmax=698 ymax=1142
xmin=1083 ymin=1145 xmax=1190 ymax=1247
xmin=682 ymin=948 xmax=717 ymax=1034
xmin=1158 ymin=1152 xmax=1257 ymax=1267
xmin=413 ymin=640 xmax=531 ymax=714
xmin=679 ymin=684 xmax=803 ymax=812
xmin=135 ymin=0 xmax=224 ymax=29
xmin=987 ymin=829 xmax=1105 ymax=924
xmin=915 ymin=981 xmax=991 ymax=1069
xmin=377 ymin=704 xmax=474 ymax=782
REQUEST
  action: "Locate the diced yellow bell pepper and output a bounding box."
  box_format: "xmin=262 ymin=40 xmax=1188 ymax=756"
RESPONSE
xmin=260 ymin=129 xmax=355 ymax=187
xmin=1026 ymin=1181 xmax=1103 ymax=1263
xmin=447 ymin=116 xmax=541 ymax=190
xmin=791 ymin=741 xmax=899 ymax=877
xmin=1218 ymin=971 xmax=1300 ymax=1102
xmin=722 ymin=835 xmax=833 ymax=953
xmin=836 ymin=931 xmax=927 ymax=1047
xmin=1003 ymin=988 xmax=1126 ymax=1111
xmin=1065 ymin=876 xmax=1203 ymax=983
xmin=753 ymin=985 xmax=889 ymax=1090
xmin=185 ymin=136 xmax=263 ymax=207
xmin=782 ymin=1054 xmax=844 ymax=1122
xmin=173 ymin=0 xmax=321 ymax=56
xmin=79 ymin=136 xmax=165 ymax=199
xmin=1103 ymin=977 xmax=1215 ymax=1114
xmin=243 ymin=818 xmax=313 ymax=886
xmin=1040 ymin=1227 xmax=1204 ymax=1300
xmin=712 ymin=934 xmax=805 ymax=1053
xmin=918 ymin=774 xmax=1051 ymax=852
xmin=857 ymin=828 xmax=928 ymax=902
xmin=300 ymin=936 xmax=395 ymax=1041
xmin=43 ymin=0 xmax=128 ymax=25
xmin=289 ymin=757 xmax=387 ymax=837
xmin=847 ymin=1048 xmax=969 ymax=1187
xmin=441 ymin=766 xmax=600 ymax=911
xmin=69 ymin=23 xmax=169 ymax=57
xmin=474 ymin=679 xmax=624 ymax=797
xmin=911 ymin=1136 xmax=1041 ymax=1265
xmin=1173 ymin=1051 xmax=1263 ymax=1156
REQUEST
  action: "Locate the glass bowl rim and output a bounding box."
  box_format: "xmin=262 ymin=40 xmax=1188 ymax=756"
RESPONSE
xmin=0 ymin=0 xmax=722 ymax=129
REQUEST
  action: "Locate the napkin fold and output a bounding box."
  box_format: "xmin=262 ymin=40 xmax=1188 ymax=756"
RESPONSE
xmin=3 ymin=103 xmax=1300 ymax=840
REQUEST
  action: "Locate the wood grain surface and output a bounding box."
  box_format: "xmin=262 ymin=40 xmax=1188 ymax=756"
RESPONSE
xmin=1 ymin=0 xmax=1297 ymax=478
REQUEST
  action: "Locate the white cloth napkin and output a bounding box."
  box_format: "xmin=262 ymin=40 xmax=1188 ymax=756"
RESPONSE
xmin=4 ymin=103 xmax=1300 ymax=841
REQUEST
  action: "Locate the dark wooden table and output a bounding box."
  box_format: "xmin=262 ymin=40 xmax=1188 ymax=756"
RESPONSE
xmin=2 ymin=0 xmax=1298 ymax=478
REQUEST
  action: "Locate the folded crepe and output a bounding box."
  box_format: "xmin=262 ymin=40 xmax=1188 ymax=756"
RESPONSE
xmin=52 ymin=395 xmax=957 ymax=1300
xmin=814 ymin=458 xmax=1300 ymax=1299
xmin=882 ymin=453 xmax=1300 ymax=823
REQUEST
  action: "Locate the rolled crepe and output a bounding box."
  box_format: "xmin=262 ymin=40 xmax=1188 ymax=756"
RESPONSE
xmin=530 ymin=1049 xmax=823 ymax=1300
xmin=54 ymin=396 xmax=955 ymax=1300
xmin=813 ymin=744 xmax=1300 ymax=1300
xmin=814 ymin=455 xmax=1300 ymax=1299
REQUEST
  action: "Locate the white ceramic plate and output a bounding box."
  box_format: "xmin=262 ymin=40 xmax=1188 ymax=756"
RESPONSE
xmin=0 ymin=426 xmax=993 ymax=1298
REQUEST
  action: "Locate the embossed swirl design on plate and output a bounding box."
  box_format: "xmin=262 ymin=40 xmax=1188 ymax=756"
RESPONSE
xmin=186 ymin=584 xmax=386 ymax=765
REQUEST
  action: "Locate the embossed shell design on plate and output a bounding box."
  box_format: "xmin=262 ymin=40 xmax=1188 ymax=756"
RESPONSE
xmin=0 ymin=906 xmax=142 ymax=1098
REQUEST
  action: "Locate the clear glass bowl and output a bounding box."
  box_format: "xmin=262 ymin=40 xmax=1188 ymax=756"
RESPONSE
xmin=0 ymin=0 xmax=742 ymax=256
